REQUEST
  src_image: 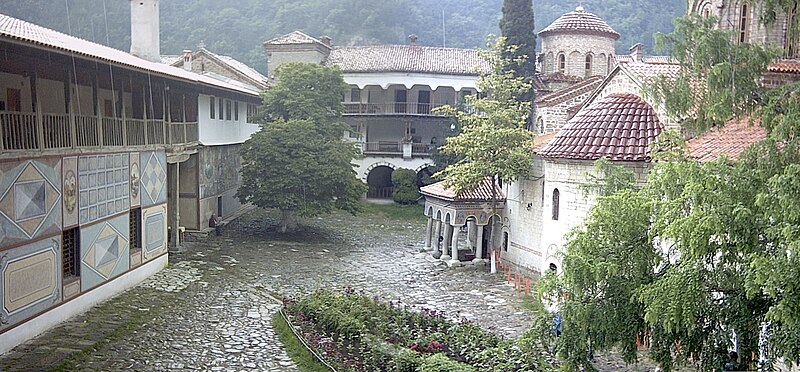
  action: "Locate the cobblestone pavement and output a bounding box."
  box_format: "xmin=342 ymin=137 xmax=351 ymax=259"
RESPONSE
xmin=0 ymin=208 xmax=655 ymax=371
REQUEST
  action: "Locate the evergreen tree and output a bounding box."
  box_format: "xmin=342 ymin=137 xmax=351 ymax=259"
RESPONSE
xmin=499 ymin=0 xmax=536 ymax=127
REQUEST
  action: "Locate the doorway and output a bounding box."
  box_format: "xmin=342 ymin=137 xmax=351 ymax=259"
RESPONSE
xmin=394 ymin=89 xmax=407 ymax=113
xmin=417 ymin=90 xmax=431 ymax=114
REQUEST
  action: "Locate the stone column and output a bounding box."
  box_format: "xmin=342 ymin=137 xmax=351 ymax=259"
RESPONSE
xmin=424 ymin=217 xmax=433 ymax=250
xmin=449 ymin=224 xmax=460 ymax=265
xmin=432 ymin=220 xmax=443 ymax=257
xmin=473 ymin=225 xmax=485 ymax=263
xmin=467 ymin=220 xmax=477 ymax=250
xmin=441 ymin=224 xmax=453 ymax=261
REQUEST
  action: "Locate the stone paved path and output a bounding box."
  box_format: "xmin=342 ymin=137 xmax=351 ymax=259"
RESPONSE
xmin=0 ymin=208 xmax=657 ymax=371
xmin=0 ymin=209 xmax=536 ymax=371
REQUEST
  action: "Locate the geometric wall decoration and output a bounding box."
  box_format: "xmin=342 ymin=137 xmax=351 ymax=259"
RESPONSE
xmin=62 ymin=156 xmax=79 ymax=228
xmin=129 ymin=152 xmax=140 ymax=207
xmin=140 ymin=151 xmax=167 ymax=207
xmin=79 ymin=214 xmax=130 ymax=292
xmin=0 ymin=159 xmax=62 ymax=247
xmin=78 ymin=153 xmax=130 ymax=225
xmin=141 ymin=204 xmax=167 ymax=262
xmin=0 ymin=237 xmax=62 ymax=331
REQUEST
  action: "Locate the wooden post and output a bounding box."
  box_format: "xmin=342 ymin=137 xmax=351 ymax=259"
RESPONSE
xmin=119 ymin=74 xmax=128 ymax=146
xmin=30 ymin=72 xmax=44 ymax=150
xmin=92 ymin=72 xmax=103 ymax=146
xmin=65 ymin=69 xmax=77 ymax=148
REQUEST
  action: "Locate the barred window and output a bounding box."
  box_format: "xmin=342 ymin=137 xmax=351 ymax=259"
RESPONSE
xmin=62 ymin=228 xmax=80 ymax=278
xmin=130 ymin=208 xmax=142 ymax=250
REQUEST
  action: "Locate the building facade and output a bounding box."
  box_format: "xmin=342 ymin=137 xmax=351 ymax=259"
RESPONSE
xmin=0 ymin=4 xmax=260 ymax=353
xmin=264 ymin=32 xmax=488 ymax=199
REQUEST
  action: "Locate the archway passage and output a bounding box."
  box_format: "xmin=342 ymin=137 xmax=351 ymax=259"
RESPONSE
xmin=366 ymin=165 xmax=394 ymax=199
xmin=416 ymin=166 xmax=436 ymax=188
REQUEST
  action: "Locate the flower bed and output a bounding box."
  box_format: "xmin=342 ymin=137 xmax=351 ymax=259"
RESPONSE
xmin=281 ymin=289 xmax=548 ymax=371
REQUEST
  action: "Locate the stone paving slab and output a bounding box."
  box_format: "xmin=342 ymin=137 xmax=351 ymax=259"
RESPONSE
xmin=0 ymin=208 xmax=657 ymax=371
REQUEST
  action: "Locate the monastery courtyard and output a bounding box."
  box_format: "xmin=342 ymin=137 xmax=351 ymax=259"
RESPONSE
xmin=0 ymin=207 xmax=646 ymax=371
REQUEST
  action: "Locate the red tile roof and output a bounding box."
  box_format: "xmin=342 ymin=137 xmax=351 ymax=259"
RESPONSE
xmin=539 ymin=93 xmax=664 ymax=161
xmin=686 ymin=116 xmax=767 ymax=162
xmin=768 ymin=59 xmax=800 ymax=74
xmin=420 ymin=177 xmax=504 ymax=202
xmin=541 ymin=71 xmax=583 ymax=84
xmin=325 ymin=45 xmax=490 ymax=75
xmin=533 ymin=131 xmax=559 ymax=152
xmin=539 ymin=6 xmax=620 ymax=40
xmin=536 ymin=76 xmax=603 ymax=107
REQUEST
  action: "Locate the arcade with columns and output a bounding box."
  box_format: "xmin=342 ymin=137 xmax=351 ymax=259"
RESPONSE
xmin=420 ymin=178 xmax=504 ymax=266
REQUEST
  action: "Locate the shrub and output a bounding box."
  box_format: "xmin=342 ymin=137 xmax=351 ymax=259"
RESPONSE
xmin=417 ymin=353 xmax=475 ymax=372
xmin=392 ymin=168 xmax=420 ymax=205
xmin=395 ymin=349 xmax=424 ymax=372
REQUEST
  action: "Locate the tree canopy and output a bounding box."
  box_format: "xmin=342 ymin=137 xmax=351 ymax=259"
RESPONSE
xmin=538 ymin=10 xmax=800 ymax=372
xmin=237 ymin=63 xmax=365 ymax=232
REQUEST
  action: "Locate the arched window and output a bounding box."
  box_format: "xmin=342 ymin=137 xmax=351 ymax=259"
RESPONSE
xmin=537 ymin=117 xmax=544 ymax=133
xmin=552 ymin=188 xmax=560 ymax=220
xmin=503 ymin=232 xmax=509 ymax=251
xmin=558 ymin=53 xmax=566 ymax=73
xmin=739 ymin=3 xmax=750 ymax=44
xmin=584 ymin=54 xmax=593 ymax=77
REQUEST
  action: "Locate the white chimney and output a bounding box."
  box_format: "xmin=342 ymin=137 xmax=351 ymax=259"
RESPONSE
xmin=629 ymin=43 xmax=645 ymax=63
xmin=130 ymin=0 xmax=161 ymax=62
xmin=182 ymin=50 xmax=192 ymax=71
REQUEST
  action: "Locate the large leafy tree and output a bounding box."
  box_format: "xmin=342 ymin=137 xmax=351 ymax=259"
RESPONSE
xmin=237 ymin=63 xmax=366 ymax=232
xmin=436 ymin=38 xmax=536 ymax=273
xmin=538 ymin=10 xmax=800 ymax=372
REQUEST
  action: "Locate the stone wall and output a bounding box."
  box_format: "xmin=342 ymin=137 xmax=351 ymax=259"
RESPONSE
xmin=541 ymin=33 xmax=616 ymax=77
xmin=197 ymin=144 xmax=243 ymax=223
xmin=187 ymin=54 xmax=261 ymax=90
xmin=536 ymin=90 xmax=595 ymax=133
xmin=264 ymin=44 xmax=330 ymax=80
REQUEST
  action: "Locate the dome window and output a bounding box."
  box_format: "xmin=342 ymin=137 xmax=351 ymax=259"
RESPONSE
xmin=585 ymin=54 xmax=593 ymax=77
xmin=558 ymin=53 xmax=566 ymax=73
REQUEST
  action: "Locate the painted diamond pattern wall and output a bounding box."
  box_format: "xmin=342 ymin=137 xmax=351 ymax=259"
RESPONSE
xmin=78 ymin=154 xmax=130 ymax=225
xmin=80 ymin=213 xmax=130 ymax=291
xmin=0 ymin=159 xmax=62 ymax=246
xmin=0 ymin=237 xmax=62 ymax=332
xmin=140 ymin=151 xmax=167 ymax=207
xmin=141 ymin=204 xmax=167 ymax=262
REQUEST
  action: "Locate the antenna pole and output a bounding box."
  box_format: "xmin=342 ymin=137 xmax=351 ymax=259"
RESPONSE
xmin=442 ymin=9 xmax=446 ymax=47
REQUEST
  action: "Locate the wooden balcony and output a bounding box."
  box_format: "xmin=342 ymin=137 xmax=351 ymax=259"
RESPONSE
xmin=0 ymin=111 xmax=199 ymax=153
xmin=343 ymin=102 xmax=450 ymax=116
xmin=362 ymin=141 xmax=433 ymax=156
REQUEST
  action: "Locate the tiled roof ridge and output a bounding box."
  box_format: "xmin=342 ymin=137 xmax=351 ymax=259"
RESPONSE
xmin=768 ymin=58 xmax=800 ymax=73
xmin=263 ymin=30 xmax=328 ymax=47
xmin=539 ymin=93 xmax=664 ymax=162
xmin=420 ymin=177 xmax=505 ymax=202
xmin=686 ymin=116 xmax=767 ymax=162
xmin=200 ymin=48 xmax=268 ymax=84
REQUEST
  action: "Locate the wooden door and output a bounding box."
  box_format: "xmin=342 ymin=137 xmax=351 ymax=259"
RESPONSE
xmin=7 ymin=88 xmax=21 ymax=111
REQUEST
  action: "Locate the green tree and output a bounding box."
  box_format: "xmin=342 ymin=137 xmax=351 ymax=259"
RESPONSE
xmin=391 ymin=168 xmax=420 ymax=205
xmin=499 ymin=0 xmax=537 ymax=128
xmin=435 ymin=38 xmax=536 ymax=273
xmin=237 ymin=63 xmax=366 ymax=232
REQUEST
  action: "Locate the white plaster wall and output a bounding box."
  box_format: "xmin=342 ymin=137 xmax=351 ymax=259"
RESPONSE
xmin=343 ymin=72 xmax=480 ymax=92
xmin=538 ymin=159 xmax=651 ymax=273
xmin=0 ymin=254 xmax=168 ymax=355
xmin=267 ymin=49 xmax=329 ymax=79
xmin=354 ymin=155 xmax=432 ymax=182
xmin=129 ymin=0 xmax=160 ymax=62
xmin=39 ymin=78 xmax=66 ymax=113
xmin=197 ymin=94 xmax=260 ymax=145
xmin=501 ymin=156 xmax=547 ymax=275
xmin=540 ymin=33 xmax=616 ymax=77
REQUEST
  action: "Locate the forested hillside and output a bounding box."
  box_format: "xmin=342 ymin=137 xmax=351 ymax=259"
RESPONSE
xmin=0 ymin=0 xmax=685 ymax=74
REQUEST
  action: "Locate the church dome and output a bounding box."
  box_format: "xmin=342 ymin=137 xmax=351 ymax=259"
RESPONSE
xmin=539 ymin=6 xmax=620 ymax=40
xmin=539 ymin=94 xmax=663 ymax=161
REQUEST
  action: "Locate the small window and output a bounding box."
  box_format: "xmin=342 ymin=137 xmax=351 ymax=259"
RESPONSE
xmin=234 ymin=101 xmax=239 ymax=121
xmin=62 ymin=228 xmax=80 ymax=278
xmin=130 ymin=208 xmax=142 ymax=250
xmin=218 ymin=97 xmax=224 ymax=120
xmin=226 ymin=100 xmax=232 ymax=120
xmin=503 ymin=232 xmax=509 ymax=252
xmin=558 ymin=54 xmax=566 ymax=73
xmin=209 ymin=96 xmax=215 ymax=119
xmin=739 ymin=4 xmax=750 ymax=44
xmin=585 ymin=54 xmax=593 ymax=77
xmin=350 ymin=88 xmax=361 ymax=102
xmin=552 ymin=188 xmax=560 ymax=220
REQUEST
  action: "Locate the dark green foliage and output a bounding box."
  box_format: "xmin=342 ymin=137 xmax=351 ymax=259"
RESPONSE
xmin=499 ymin=0 xmax=536 ymax=107
xmin=391 ymin=168 xmax=420 ymax=205
xmin=5 ymin=0 xmax=686 ymax=75
xmin=282 ymin=289 xmax=548 ymax=371
xmin=237 ymin=63 xmax=366 ymax=232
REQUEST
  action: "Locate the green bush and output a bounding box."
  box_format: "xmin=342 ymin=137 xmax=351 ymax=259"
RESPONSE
xmin=417 ymin=353 xmax=475 ymax=372
xmin=392 ymin=168 xmax=420 ymax=205
xmin=395 ymin=349 xmax=424 ymax=372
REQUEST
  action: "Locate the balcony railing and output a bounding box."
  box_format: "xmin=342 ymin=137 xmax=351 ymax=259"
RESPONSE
xmin=1 ymin=111 xmax=199 ymax=152
xmin=362 ymin=141 xmax=432 ymax=156
xmin=343 ymin=102 xmax=450 ymax=116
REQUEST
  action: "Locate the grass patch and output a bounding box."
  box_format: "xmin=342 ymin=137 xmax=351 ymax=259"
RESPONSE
xmin=272 ymin=311 xmax=331 ymax=372
xmin=359 ymin=201 xmax=425 ymax=221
